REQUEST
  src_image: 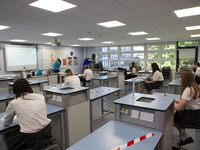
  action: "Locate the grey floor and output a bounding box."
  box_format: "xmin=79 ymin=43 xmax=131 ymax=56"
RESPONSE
xmin=0 ymin=85 xmax=200 ymax=150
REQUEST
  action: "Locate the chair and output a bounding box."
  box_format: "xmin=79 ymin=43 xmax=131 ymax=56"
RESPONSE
xmin=44 ymin=137 xmax=60 ymax=150
xmin=177 ymin=126 xmax=200 ymax=149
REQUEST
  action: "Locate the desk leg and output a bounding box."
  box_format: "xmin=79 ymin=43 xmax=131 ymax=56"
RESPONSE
xmin=101 ymin=98 xmax=103 ymax=116
xmin=124 ymin=82 xmax=126 ymax=96
xmin=90 ymin=100 xmax=93 ymax=132
xmin=117 ymin=77 xmax=119 ymax=88
xmin=60 ymin=111 xmax=65 ymax=150
xmin=107 ymin=79 xmax=109 ymax=87
xmin=118 ymin=91 xmax=120 ymax=99
xmin=91 ymin=80 xmax=93 ymax=89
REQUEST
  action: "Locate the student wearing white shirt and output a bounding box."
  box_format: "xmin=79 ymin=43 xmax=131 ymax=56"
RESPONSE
xmin=139 ymin=63 xmax=163 ymax=94
xmin=126 ymin=62 xmax=140 ymax=79
xmin=193 ymin=62 xmax=200 ymax=85
xmin=64 ymin=69 xmax=81 ymax=86
xmin=165 ymin=69 xmax=200 ymax=147
xmin=2 ymin=79 xmax=52 ymax=150
xmin=80 ymin=65 xmax=93 ymax=86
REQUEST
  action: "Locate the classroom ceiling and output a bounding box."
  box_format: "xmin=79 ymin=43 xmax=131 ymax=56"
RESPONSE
xmin=0 ymin=0 xmax=200 ymax=47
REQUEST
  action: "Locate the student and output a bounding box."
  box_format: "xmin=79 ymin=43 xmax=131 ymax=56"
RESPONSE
xmin=193 ymin=62 xmax=200 ymax=85
xmin=64 ymin=69 xmax=81 ymax=86
xmin=165 ymin=69 xmax=200 ymax=146
xmin=2 ymin=78 xmax=52 ymax=150
xmin=51 ymin=54 xmax=61 ymax=73
xmin=80 ymin=65 xmax=93 ymax=87
xmin=139 ymin=63 xmax=163 ymax=94
xmin=126 ymin=62 xmax=140 ymax=79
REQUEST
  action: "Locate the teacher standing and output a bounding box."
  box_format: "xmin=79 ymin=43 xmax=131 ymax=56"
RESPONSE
xmin=51 ymin=54 xmax=61 ymax=73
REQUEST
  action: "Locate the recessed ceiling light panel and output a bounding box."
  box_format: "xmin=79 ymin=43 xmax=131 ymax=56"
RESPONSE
xmin=174 ymin=6 xmax=200 ymax=18
xmin=42 ymin=32 xmax=63 ymax=36
xmin=0 ymin=25 xmax=10 ymax=30
xmin=29 ymin=0 xmax=77 ymax=13
xmin=97 ymin=20 xmax=126 ymax=28
xmin=78 ymin=38 xmax=94 ymax=41
xmin=191 ymin=34 xmax=200 ymax=37
xmin=10 ymin=39 xmax=27 ymax=42
xmin=102 ymin=41 xmax=114 ymax=44
xmin=128 ymin=31 xmax=148 ymax=36
xmin=186 ymin=25 xmax=200 ymax=30
xmin=70 ymin=44 xmax=81 ymax=46
xmin=146 ymin=38 xmax=160 ymax=40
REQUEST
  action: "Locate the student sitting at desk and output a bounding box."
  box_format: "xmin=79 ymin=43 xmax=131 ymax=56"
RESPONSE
xmin=139 ymin=63 xmax=163 ymax=94
xmin=64 ymin=69 xmax=81 ymax=86
xmin=80 ymin=65 xmax=93 ymax=87
xmin=192 ymin=62 xmax=200 ymax=85
xmin=126 ymin=62 xmax=140 ymax=79
xmin=2 ymin=78 xmax=52 ymax=150
xmin=165 ymin=69 xmax=200 ymax=146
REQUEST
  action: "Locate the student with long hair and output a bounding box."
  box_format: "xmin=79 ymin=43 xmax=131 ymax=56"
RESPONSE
xmin=51 ymin=54 xmax=61 ymax=73
xmin=2 ymin=79 xmax=52 ymax=150
xmin=165 ymin=69 xmax=200 ymax=146
xmin=64 ymin=69 xmax=81 ymax=86
xmin=139 ymin=63 xmax=163 ymax=94
xmin=126 ymin=62 xmax=140 ymax=79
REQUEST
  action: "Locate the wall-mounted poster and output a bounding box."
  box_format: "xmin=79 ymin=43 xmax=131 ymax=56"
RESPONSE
xmin=73 ymin=57 xmax=78 ymax=65
xmin=68 ymin=57 xmax=72 ymax=66
xmin=63 ymin=58 xmax=67 ymax=66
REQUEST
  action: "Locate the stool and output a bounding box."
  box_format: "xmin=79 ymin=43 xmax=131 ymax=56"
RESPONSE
xmin=44 ymin=137 xmax=60 ymax=150
xmin=85 ymin=80 xmax=91 ymax=88
xmin=177 ymin=126 xmax=200 ymax=149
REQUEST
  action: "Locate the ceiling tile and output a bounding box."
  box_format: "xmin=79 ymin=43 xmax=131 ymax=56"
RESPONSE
xmin=104 ymin=10 xmax=138 ymax=20
xmin=115 ymin=0 xmax=161 ymax=8
xmin=0 ymin=0 xmax=24 ymax=12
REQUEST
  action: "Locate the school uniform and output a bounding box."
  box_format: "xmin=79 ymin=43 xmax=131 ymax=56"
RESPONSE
xmin=144 ymin=70 xmax=163 ymax=91
xmin=64 ymin=75 xmax=81 ymax=86
xmin=54 ymin=61 xmax=60 ymax=73
xmin=174 ymin=87 xmax=200 ymax=128
xmin=3 ymin=93 xmax=52 ymax=150
xmin=80 ymin=69 xmax=93 ymax=86
xmin=195 ymin=67 xmax=200 ymax=85
xmin=126 ymin=68 xmax=137 ymax=79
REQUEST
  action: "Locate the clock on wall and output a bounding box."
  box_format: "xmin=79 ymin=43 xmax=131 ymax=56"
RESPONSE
xmin=70 ymin=51 xmax=73 ymax=56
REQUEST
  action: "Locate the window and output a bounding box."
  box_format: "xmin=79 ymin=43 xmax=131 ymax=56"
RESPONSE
xmin=147 ymin=45 xmax=159 ymax=50
xmin=162 ymin=45 xmax=175 ymax=50
xmin=133 ymin=53 xmax=144 ymax=59
xmin=99 ymin=47 xmax=108 ymax=52
xmin=120 ymin=61 xmax=131 ymax=67
xmin=109 ymin=61 xmax=119 ymax=67
xmin=148 ymin=53 xmax=159 ymax=59
xmin=178 ymin=41 xmax=198 ymax=47
xmin=135 ymin=61 xmax=144 ymax=68
xmin=109 ymin=47 xmax=118 ymax=52
xmin=133 ymin=46 xmax=144 ymax=51
xmin=100 ymin=61 xmax=108 ymax=67
xmin=162 ymin=52 xmax=175 ymax=59
xmin=110 ymin=54 xmax=118 ymax=59
xmin=121 ymin=53 xmax=132 ymax=59
xmin=121 ymin=46 xmax=131 ymax=52
xmin=179 ymin=58 xmax=195 ymax=69
xmin=100 ymin=54 xmax=108 ymax=60
xmin=161 ymin=61 xmax=176 ymax=69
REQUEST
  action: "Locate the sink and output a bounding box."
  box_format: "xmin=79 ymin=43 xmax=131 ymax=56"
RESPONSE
xmin=136 ymin=97 xmax=155 ymax=103
xmin=60 ymin=87 xmax=74 ymax=90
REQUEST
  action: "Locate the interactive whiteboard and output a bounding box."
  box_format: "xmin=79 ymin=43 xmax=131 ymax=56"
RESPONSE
xmin=42 ymin=47 xmax=66 ymax=70
xmin=4 ymin=45 xmax=37 ymax=71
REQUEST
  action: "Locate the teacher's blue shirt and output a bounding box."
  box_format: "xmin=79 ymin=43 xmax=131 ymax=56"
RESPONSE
xmin=54 ymin=61 xmax=60 ymax=71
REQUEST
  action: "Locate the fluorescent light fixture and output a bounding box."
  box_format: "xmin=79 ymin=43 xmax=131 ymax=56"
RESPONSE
xmin=186 ymin=25 xmax=200 ymax=30
xmin=10 ymin=39 xmax=27 ymax=42
xmin=70 ymin=44 xmax=81 ymax=46
xmin=146 ymin=38 xmax=160 ymax=40
xmin=45 ymin=42 xmax=52 ymax=44
xmin=97 ymin=20 xmax=126 ymax=28
xmin=78 ymin=38 xmax=94 ymax=41
xmin=128 ymin=31 xmax=148 ymax=36
xmin=42 ymin=32 xmax=63 ymax=37
xmin=29 ymin=0 xmax=77 ymax=13
xmin=0 ymin=25 xmax=10 ymax=30
xmin=174 ymin=6 xmax=200 ymax=18
xmin=102 ymin=41 xmax=114 ymax=44
xmin=191 ymin=34 xmax=200 ymax=37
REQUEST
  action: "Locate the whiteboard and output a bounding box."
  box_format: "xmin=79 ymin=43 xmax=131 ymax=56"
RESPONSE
xmin=42 ymin=47 xmax=67 ymax=70
xmin=4 ymin=44 xmax=37 ymax=71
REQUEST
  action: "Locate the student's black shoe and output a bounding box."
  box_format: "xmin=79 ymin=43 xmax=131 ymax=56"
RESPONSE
xmin=179 ymin=137 xmax=194 ymax=146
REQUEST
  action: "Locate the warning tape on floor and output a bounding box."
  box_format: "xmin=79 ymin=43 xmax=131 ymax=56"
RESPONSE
xmin=90 ymin=89 xmax=111 ymax=94
xmin=111 ymin=133 xmax=154 ymax=150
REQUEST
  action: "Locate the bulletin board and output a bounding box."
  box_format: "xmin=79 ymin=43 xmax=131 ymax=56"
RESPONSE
xmin=42 ymin=47 xmax=67 ymax=70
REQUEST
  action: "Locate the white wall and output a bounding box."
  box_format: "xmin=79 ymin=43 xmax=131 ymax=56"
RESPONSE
xmin=198 ymin=39 xmax=200 ymax=62
xmin=82 ymin=46 xmax=97 ymax=60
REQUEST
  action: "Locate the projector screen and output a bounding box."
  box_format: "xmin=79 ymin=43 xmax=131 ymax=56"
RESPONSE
xmin=4 ymin=45 xmax=37 ymax=71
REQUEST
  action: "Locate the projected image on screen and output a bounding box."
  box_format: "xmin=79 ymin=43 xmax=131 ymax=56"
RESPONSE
xmin=5 ymin=45 xmax=37 ymax=71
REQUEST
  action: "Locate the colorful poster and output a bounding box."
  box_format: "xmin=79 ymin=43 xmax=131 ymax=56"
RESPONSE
xmin=73 ymin=57 xmax=78 ymax=65
xmin=68 ymin=57 xmax=72 ymax=65
xmin=63 ymin=58 xmax=67 ymax=65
